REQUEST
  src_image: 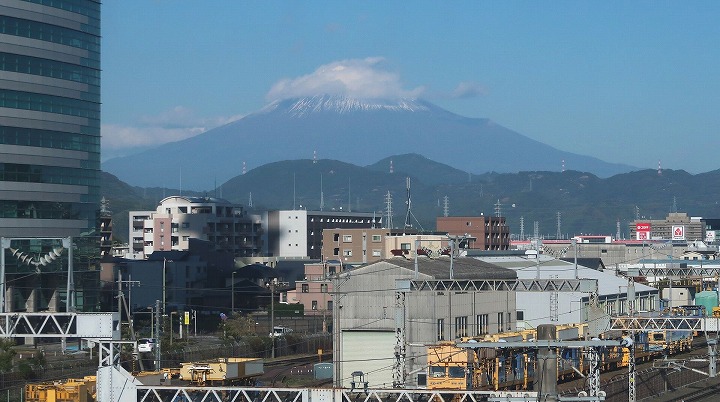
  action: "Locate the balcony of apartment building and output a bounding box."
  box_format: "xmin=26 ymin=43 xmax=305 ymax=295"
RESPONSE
xmin=191 ymin=206 xmax=212 ymax=214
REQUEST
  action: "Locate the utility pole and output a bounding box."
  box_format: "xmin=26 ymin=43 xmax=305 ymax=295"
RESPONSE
xmin=536 ymin=324 xmax=558 ymax=402
xmin=154 ymin=299 xmax=161 ymax=371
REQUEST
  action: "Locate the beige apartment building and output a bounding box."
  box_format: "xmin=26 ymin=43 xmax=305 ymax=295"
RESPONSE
xmin=321 ymin=228 xmax=449 ymax=265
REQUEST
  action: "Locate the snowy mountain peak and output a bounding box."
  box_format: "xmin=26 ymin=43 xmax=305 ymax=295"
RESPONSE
xmin=261 ymin=95 xmax=432 ymax=117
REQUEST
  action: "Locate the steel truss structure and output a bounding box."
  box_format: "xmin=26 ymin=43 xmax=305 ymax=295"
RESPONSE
xmin=407 ymin=278 xmax=598 ymax=293
xmin=0 ymin=312 xmax=118 ymax=338
xmin=626 ymin=266 xmax=720 ymax=277
xmin=135 ymin=385 xmax=604 ymax=402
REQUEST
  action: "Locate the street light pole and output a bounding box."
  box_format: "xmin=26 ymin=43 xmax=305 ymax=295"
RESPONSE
xmin=162 ymin=258 xmax=167 ymax=315
xmin=163 ymin=258 xmax=173 ymax=315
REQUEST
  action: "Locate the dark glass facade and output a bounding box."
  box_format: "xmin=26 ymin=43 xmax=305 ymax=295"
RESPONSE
xmin=0 ymin=0 xmax=101 ymax=312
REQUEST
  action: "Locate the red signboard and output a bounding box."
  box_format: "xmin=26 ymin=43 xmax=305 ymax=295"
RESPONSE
xmin=636 ymin=223 xmax=651 ymax=231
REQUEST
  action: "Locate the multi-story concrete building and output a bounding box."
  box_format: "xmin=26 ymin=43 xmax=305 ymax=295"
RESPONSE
xmin=437 ymin=216 xmax=510 ymax=250
xmin=320 ymin=228 xmax=448 ymax=265
xmin=262 ymin=210 xmax=381 ymax=259
xmin=629 ymin=212 xmax=704 ymax=242
xmin=129 ymin=196 xmax=262 ymax=259
xmin=0 ymin=1 xmax=101 ymax=312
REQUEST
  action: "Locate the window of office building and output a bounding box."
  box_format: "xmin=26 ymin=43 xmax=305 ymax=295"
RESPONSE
xmin=302 ymin=284 xmax=309 ymax=293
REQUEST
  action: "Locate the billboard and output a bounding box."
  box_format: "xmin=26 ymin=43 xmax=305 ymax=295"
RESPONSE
xmin=672 ymin=225 xmax=685 ymax=241
xmin=707 ymin=231 xmax=716 ymax=243
xmin=636 ymin=222 xmax=651 ymax=240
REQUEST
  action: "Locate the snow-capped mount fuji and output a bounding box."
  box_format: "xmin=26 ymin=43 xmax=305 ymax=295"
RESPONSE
xmin=260 ymin=95 xmax=435 ymax=116
xmin=102 ymin=95 xmax=635 ymax=190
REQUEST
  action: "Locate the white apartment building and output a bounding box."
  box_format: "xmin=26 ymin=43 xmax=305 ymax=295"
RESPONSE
xmin=129 ymin=196 xmax=262 ymax=259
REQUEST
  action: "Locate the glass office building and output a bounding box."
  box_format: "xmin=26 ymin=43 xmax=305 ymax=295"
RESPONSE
xmin=0 ymin=1 xmax=101 ymax=312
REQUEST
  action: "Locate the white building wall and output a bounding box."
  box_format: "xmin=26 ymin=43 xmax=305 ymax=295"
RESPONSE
xmin=277 ymin=210 xmax=308 ymax=257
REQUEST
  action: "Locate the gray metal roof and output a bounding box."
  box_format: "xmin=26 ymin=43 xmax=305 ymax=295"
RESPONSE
xmin=378 ymin=256 xmax=517 ymax=279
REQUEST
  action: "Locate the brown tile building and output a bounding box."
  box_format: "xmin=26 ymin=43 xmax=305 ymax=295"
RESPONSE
xmin=436 ymin=216 xmax=510 ymax=250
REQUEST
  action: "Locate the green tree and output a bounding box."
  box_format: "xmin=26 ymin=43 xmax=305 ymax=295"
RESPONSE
xmin=0 ymin=339 xmax=16 ymax=372
xmin=222 ymin=314 xmax=257 ymax=339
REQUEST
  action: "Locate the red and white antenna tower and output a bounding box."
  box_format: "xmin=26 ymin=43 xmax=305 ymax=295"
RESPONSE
xmin=390 ymin=160 xmax=394 ymax=174
xmin=313 ymin=150 xmax=317 ymax=164
xmin=657 ymin=160 xmax=662 ymax=176
xmin=562 ymin=159 xmax=565 ymax=172
xmin=242 ymin=161 xmax=246 ymax=175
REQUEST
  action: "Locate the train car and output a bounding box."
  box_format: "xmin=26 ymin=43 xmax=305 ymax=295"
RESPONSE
xmin=425 ymin=323 xmax=693 ymax=392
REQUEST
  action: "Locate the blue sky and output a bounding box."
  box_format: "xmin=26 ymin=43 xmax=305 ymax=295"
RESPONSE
xmin=102 ymin=1 xmax=720 ymax=173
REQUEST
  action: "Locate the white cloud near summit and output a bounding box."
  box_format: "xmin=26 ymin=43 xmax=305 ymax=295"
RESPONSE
xmin=266 ymin=57 xmax=425 ymax=101
xmin=101 ymin=106 xmax=243 ymax=160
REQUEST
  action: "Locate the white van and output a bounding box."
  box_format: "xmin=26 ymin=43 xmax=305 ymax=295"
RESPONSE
xmin=270 ymin=326 xmax=293 ymax=337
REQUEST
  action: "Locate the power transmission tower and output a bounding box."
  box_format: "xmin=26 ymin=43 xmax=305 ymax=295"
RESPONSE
xmin=494 ymin=199 xmax=501 ymax=217
xmin=520 ymin=216 xmax=525 ymax=240
xmin=248 ymin=192 xmax=253 ymax=208
xmin=616 ymin=219 xmax=621 ymax=240
xmin=442 ymin=196 xmax=449 ymax=217
xmin=319 ymin=174 xmax=324 ymax=211
xmin=385 ymin=191 xmax=393 ymax=229
xmin=556 ymin=212 xmax=562 ymax=239
xmin=404 ymin=177 xmax=412 ymax=228
xmin=533 ymin=221 xmax=539 ymax=240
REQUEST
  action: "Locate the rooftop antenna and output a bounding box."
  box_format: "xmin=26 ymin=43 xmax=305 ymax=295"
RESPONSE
xmin=293 ymin=173 xmax=296 ymax=210
xmin=320 ymin=173 xmax=324 ymax=211
xmin=248 ymin=192 xmax=253 ymax=208
xmin=657 ymin=160 xmax=662 ymax=176
xmin=389 ymin=160 xmax=394 ymax=174
xmin=242 ymin=161 xmax=247 ymax=175
xmin=385 ymin=191 xmax=393 ymax=229
xmin=443 ymin=195 xmax=449 ymax=217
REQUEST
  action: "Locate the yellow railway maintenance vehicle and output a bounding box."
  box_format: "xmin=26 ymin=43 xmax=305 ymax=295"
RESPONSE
xmin=25 ymin=376 xmax=97 ymax=402
xmin=425 ymin=323 xmax=693 ymax=392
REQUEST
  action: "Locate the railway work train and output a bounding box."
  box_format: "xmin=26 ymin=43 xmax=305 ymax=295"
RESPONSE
xmin=425 ymin=322 xmax=693 ymax=391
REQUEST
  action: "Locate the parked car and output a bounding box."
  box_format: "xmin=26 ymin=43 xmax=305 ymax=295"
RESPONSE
xmin=270 ymin=326 xmax=293 ymax=337
xmin=137 ymin=338 xmax=157 ymax=353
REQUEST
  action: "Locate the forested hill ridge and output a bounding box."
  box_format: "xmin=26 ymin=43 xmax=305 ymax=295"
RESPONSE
xmin=102 ymin=153 xmax=720 ymax=243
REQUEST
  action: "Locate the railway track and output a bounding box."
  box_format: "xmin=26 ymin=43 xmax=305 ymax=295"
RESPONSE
xmin=559 ymin=336 xmax=715 ymax=401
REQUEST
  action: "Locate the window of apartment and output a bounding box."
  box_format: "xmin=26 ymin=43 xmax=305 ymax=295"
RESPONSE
xmin=343 ymin=235 xmax=352 ymax=242
xmin=372 ymin=249 xmax=381 ymax=257
xmin=516 ymin=311 xmax=525 ymax=321
xmin=182 ymin=222 xmax=190 ymax=228
xmin=477 ymin=314 xmax=489 ymax=336
xmin=497 ymin=312 xmax=504 ymax=333
xmin=372 ymin=234 xmax=381 ymax=242
xmin=401 ymin=243 xmax=411 ymax=250
xmin=328 ymin=266 xmax=337 ymax=275
xmin=333 ymin=233 xmax=340 ymax=242
xmin=333 ymin=248 xmax=339 ymax=256
xmin=301 ymin=284 xmax=309 ymax=293
xmin=437 ymin=318 xmax=445 ymax=341
xmin=166 ymin=208 xmax=171 ymax=213
xmin=311 ymin=300 xmax=318 ymax=310
xmin=320 ymin=283 xmax=328 ymax=293
xmin=327 ymin=300 xmax=333 ymax=310
xmin=343 ymin=249 xmax=352 ymax=257
xmin=455 ymin=316 xmax=468 ymax=338
xmin=179 ymin=207 xmax=187 ymax=213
